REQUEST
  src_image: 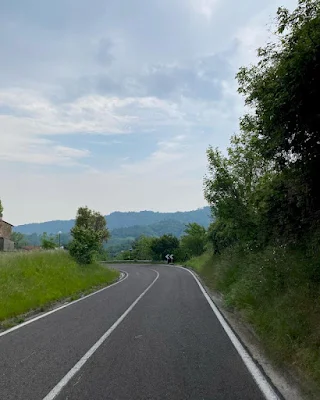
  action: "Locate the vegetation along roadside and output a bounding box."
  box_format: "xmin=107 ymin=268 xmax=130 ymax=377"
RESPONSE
xmin=0 ymin=206 xmax=119 ymax=330
xmin=189 ymin=0 xmax=320 ymax=394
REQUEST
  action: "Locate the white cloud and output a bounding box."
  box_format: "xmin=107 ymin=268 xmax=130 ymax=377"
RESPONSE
xmin=0 ymin=89 xmax=191 ymax=165
xmin=120 ymin=137 xmax=186 ymax=176
xmin=190 ymin=0 xmax=220 ymax=19
xmin=0 ymin=0 xmax=300 ymax=223
xmin=1 ymin=132 xmax=208 ymax=225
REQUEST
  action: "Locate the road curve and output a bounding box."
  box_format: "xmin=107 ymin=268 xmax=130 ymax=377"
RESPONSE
xmin=0 ymin=264 xmax=272 ymax=400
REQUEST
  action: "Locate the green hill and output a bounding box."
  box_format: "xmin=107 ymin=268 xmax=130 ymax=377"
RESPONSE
xmin=14 ymin=207 xmax=211 ymax=235
xmin=14 ymin=208 xmax=212 ymax=257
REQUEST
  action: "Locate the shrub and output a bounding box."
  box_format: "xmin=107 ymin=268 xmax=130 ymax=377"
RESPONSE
xmin=69 ymin=227 xmax=102 ymax=264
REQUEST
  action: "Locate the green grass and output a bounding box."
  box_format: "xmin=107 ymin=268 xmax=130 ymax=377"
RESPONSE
xmin=186 ymin=246 xmax=320 ymax=389
xmin=0 ymin=251 xmax=119 ymax=323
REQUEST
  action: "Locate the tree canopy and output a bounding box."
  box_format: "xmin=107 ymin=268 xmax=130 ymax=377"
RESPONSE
xmin=150 ymin=234 xmax=180 ymax=261
xmin=236 ymin=0 xmax=320 ymax=239
xmin=41 ymin=232 xmax=56 ymax=250
xmin=10 ymin=232 xmax=27 ymax=249
xmin=69 ymin=206 xmax=110 ymax=264
xmin=206 ymin=0 xmax=320 ymax=252
xmin=180 ymin=223 xmax=207 ymax=258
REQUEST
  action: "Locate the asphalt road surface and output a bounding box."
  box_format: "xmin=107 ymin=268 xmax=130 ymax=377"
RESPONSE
xmin=0 ymin=264 xmax=278 ymax=400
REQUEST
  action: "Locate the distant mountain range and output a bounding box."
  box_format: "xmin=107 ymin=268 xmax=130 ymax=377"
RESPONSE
xmin=14 ymin=207 xmax=212 ymax=235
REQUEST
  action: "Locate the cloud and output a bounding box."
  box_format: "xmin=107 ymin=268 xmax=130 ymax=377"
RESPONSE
xmin=0 ymin=0 xmax=299 ymax=223
xmin=190 ymin=0 xmax=220 ymax=19
xmin=95 ymin=38 xmax=114 ymax=66
xmin=0 ymin=89 xmax=133 ymax=165
xmin=139 ymin=59 xmax=231 ymax=101
xmin=1 ymin=133 xmax=208 ymax=224
xmin=0 ymin=134 xmax=90 ymax=166
xmin=121 ymin=135 xmax=188 ymax=174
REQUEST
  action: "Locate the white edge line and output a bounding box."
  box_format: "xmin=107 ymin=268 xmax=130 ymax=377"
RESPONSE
xmin=42 ymin=269 xmax=159 ymax=400
xmin=0 ymin=270 xmax=128 ymax=338
xmin=173 ymin=265 xmax=280 ymax=400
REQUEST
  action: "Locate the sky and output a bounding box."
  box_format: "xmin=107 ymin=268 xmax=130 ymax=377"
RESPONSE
xmin=0 ymin=0 xmax=297 ymax=225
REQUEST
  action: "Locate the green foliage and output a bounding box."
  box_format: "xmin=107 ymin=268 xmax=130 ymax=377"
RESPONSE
xmin=14 ymin=211 xmax=211 ymax=259
xmin=0 ymin=251 xmax=119 ymax=322
xmin=23 ymin=233 xmax=42 ymax=246
xmin=96 ymin=248 xmax=110 ymax=262
xmin=204 ymin=134 xmax=267 ymax=252
xmin=180 ymin=223 xmax=207 ymax=259
xmin=111 ymin=224 xmax=209 ymax=262
xmin=10 ymin=232 xmax=27 ymax=249
xmin=132 ymin=235 xmax=154 ymax=260
xmin=187 ymin=246 xmax=320 ymax=384
xmin=237 ymin=0 xmax=320 ymax=238
xmin=150 ymin=234 xmax=179 ymax=261
xmin=73 ymin=206 xmax=110 ymax=241
xmin=69 ymin=227 xmax=103 ymax=264
xmin=110 ymin=219 xmax=193 ymax=239
xmin=201 ymin=0 xmax=320 ymax=388
xmin=41 ymin=233 xmax=56 ymax=250
xmin=206 ymin=0 xmax=320 ymax=250
xmin=69 ymin=207 xmax=110 ymax=265
xmin=0 ymin=199 xmax=3 ymax=216
xmin=105 ymin=237 xmax=134 ymax=258
xmin=15 ymin=208 xmax=211 ymax=235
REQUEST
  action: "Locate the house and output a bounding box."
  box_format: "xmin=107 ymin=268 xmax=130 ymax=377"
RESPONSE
xmin=0 ymin=214 xmax=14 ymax=251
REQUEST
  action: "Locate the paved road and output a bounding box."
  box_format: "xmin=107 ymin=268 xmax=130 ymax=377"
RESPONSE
xmin=0 ymin=264 xmax=275 ymax=400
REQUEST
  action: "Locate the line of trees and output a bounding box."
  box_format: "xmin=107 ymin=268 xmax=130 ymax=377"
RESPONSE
xmin=10 ymin=219 xmax=209 ymax=261
xmin=197 ymin=1 xmax=320 ymax=383
xmin=117 ymin=222 xmax=207 ymax=262
xmin=204 ymin=0 xmax=320 ymax=260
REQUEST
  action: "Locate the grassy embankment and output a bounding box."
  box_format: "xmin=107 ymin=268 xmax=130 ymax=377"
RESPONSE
xmin=0 ymin=251 xmax=119 ymax=327
xmin=186 ymin=246 xmax=320 ymax=388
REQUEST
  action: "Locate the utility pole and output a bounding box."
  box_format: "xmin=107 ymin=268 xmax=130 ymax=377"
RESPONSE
xmin=58 ymin=231 xmax=62 ymax=248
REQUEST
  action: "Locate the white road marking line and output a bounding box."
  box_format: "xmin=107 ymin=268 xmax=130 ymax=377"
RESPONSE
xmin=0 ymin=271 xmax=128 ymax=338
xmin=42 ymin=269 xmax=159 ymax=400
xmin=173 ymin=265 xmax=280 ymax=400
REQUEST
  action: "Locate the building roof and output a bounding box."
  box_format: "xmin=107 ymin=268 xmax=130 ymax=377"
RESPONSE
xmin=0 ymin=220 xmax=14 ymax=227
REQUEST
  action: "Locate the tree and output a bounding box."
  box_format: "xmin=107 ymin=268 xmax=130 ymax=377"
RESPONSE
xmin=0 ymin=199 xmax=3 ymax=216
xmin=150 ymin=234 xmax=179 ymax=261
xmin=204 ymin=133 xmax=269 ymax=249
xmin=10 ymin=232 xmax=27 ymax=249
xmin=73 ymin=206 xmax=109 ymax=241
xmin=180 ymin=223 xmax=207 ymax=258
xmin=132 ymin=235 xmax=154 ymax=260
xmin=41 ymin=232 xmax=56 ymax=250
xmin=204 ymin=0 xmax=320 ymax=252
xmin=69 ymin=206 xmax=110 ymax=264
xmin=237 ymin=0 xmax=320 ymax=237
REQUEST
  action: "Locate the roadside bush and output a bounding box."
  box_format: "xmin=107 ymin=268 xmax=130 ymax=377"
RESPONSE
xmin=41 ymin=233 xmax=56 ymax=250
xmin=69 ymin=227 xmax=102 ymax=264
xmin=187 ymin=245 xmax=320 ymax=384
xmin=69 ymin=206 xmax=110 ymax=265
